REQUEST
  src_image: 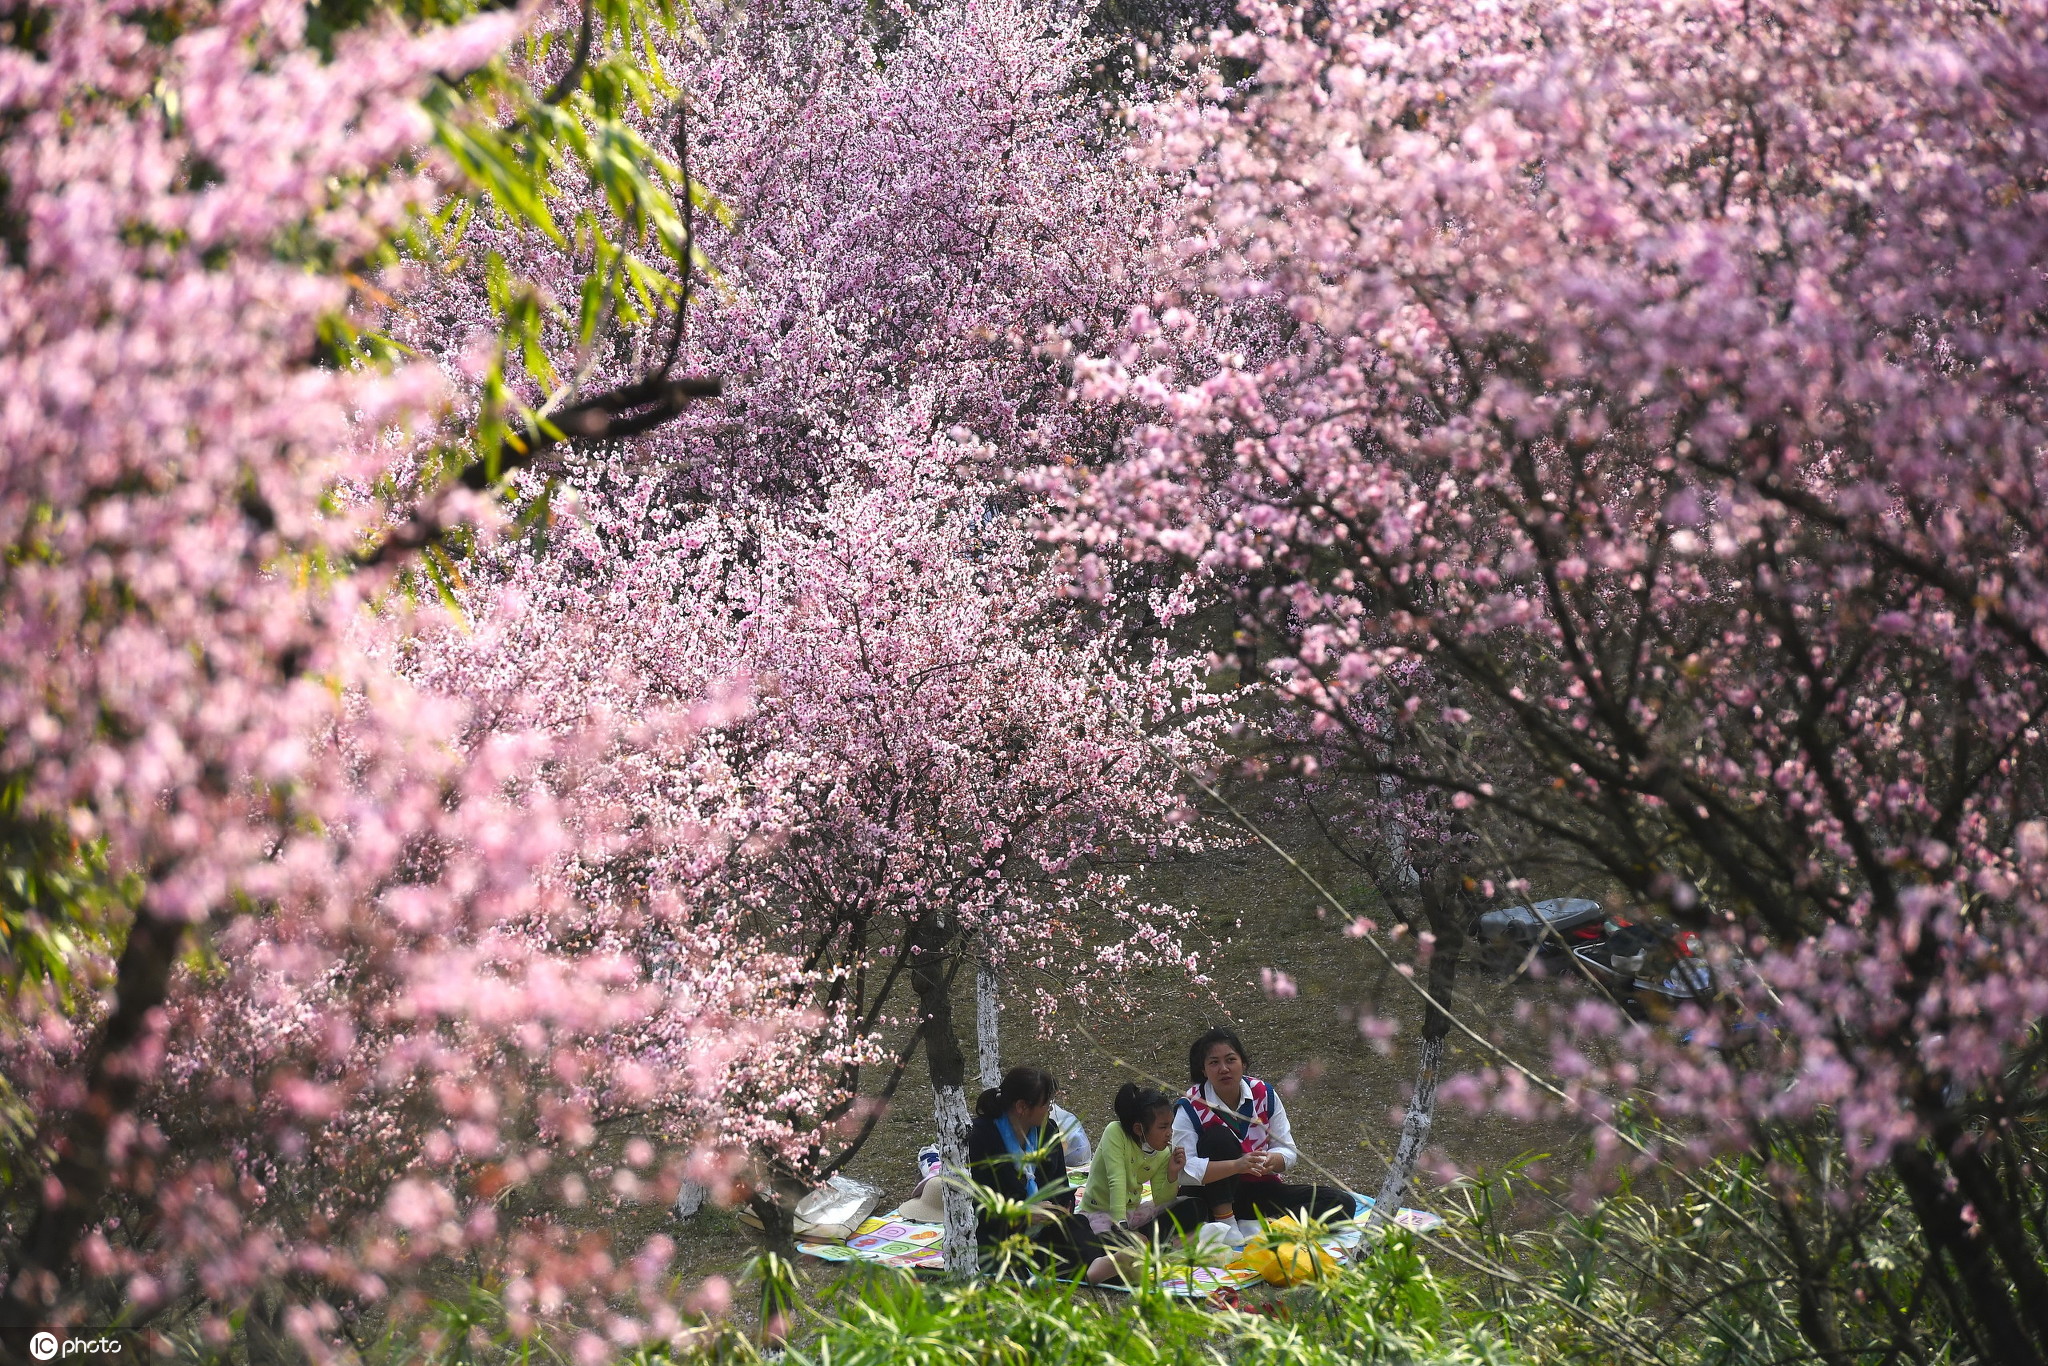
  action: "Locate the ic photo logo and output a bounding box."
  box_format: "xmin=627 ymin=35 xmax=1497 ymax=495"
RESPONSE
xmin=15 ymin=1330 xmax=136 ymax=1365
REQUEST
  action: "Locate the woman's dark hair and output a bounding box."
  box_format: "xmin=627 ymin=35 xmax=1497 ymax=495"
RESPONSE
xmin=1188 ymin=1028 xmax=1250 ymax=1087
xmin=1113 ymin=1082 xmax=1173 ymax=1138
xmin=975 ymin=1065 xmax=1058 ymax=1120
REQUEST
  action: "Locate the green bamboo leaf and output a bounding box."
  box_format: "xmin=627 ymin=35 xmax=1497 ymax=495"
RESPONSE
xmin=483 ymin=249 xmax=509 ymax=312
xmin=577 ymin=269 xmax=607 ymax=347
xmin=434 ymin=115 xmax=566 ymax=245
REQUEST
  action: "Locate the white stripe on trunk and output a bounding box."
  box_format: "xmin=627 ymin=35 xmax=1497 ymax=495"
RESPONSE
xmin=934 ymin=1083 xmax=977 ymax=1276
xmin=1369 ymin=1030 xmax=1444 ymax=1229
xmin=976 ymin=958 xmax=1003 ymax=1091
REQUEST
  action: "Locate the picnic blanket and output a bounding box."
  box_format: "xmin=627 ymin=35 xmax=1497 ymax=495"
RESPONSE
xmin=798 ymin=1214 xmax=947 ymax=1271
xmin=1350 ymin=1193 xmax=1446 ymax=1235
xmin=796 ymin=1192 xmax=1444 ymax=1294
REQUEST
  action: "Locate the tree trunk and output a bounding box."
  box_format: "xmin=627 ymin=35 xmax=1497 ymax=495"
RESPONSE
xmin=1892 ymin=1145 xmax=2048 ymax=1366
xmin=912 ymin=926 xmax=977 ymax=1277
xmin=1369 ymin=868 xmax=1464 ymax=1230
xmin=1940 ymin=1138 xmax=2048 ymax=1352
xmin=7 ymin=910 xmax=187 ymax=1323
xmin=976 ymin=956 xmax=1002 ymax=1091
xmin=741 ymin=1160 xmax=807 ymax=1345
xmin=1371 ymin=1030 xmax=1446 ymax=1225
xmin=933 ymin=1083 xmax=975 ymax=1276
xmin=1381 ymin=775 xmax=1422 ymax=891
xmin=747 ymin=1162 xmax=808 ymax=1263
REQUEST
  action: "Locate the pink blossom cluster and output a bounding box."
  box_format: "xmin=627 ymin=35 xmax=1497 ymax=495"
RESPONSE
xmin=0 ymin=0 xmax=507 ymax=940
xmin=392 ymin=0 xmax=1165 ymax=500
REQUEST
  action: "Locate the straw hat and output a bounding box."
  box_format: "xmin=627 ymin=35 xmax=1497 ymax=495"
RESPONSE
xmin=896 ymin=1178 xmax=948 ymax=1224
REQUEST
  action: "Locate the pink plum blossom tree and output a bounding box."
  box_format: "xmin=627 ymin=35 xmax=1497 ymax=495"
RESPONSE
xmin=1051 ymin=0 xmax=2048 ymax=1357
xmin=1 ymin=0 xmax=504 ymax=1327
xmin=438 ymin=433 xmax=1218 ymax=1273
xmin=0 ymin=0 xmax=808 ymax=1355
xmin=389 ymin=0 xmax=1218 ymax=1279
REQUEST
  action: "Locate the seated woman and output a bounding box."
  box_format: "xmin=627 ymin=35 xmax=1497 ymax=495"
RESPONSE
xmin=1173 ymin=1027 xmax=1352 ymax=1240
xmin=1079 ymin=1083 xmax=1208 ymax=1239
xmin=966 ymin=1066 xmax=1121 ymax=1283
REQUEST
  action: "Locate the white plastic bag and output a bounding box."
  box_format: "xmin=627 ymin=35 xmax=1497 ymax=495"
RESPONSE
xmin=793 ymin=1173 xmax=884 ymax=1242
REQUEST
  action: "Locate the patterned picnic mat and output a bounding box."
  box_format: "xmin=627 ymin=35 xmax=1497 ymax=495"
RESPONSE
xmin=797 ymin=1214 xmax=948 ymax=1271
xmin=1350 ymin=1193 xmax=1445 ymax=1234
xmin=796 ymin=1192 xmax=1443 ymax=1296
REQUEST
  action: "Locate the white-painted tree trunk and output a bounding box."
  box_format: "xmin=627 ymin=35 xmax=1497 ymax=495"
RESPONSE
xmin=1382 ymin=774 xmax=1422 ymax=890
xmin=1369 ymin=847 xmax=1466 ymax=1236
xmin=975 ymin=957 xmax=1002 ymax=1090
xmin=933 ymin=1082 xmax=978 ymax=1276
xmin=1369 ymin=1030 xmax=1444 ymax=1229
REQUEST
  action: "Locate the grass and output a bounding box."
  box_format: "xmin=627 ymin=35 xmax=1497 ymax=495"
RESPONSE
xmin=719 ymin=1232 xmax=1524 ymax=1366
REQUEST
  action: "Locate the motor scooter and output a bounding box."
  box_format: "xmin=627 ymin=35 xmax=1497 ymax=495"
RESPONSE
xmin=1473 ymin=896 xmax=1604 ymax=961
xmin=1569 ymin=917 xmax=1721 ymax=1019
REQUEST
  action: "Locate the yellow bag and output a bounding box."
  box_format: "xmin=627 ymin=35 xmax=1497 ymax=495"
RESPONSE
xmin=1238 ymin=1217 xmax=1339 ymax=1286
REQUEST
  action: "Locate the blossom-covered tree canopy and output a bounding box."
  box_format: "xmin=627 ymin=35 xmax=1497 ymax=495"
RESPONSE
xmin=417 ymin=429 xmax=1217 ymax=1267
xmin=1052 ymin=0 xmax=2048 ymax=1358
xmin=390 ymin=0 xmax=1216 ymax=1271
xmin=392 ymin=0 xmax=1165 ymax=501
xmin=0 ymin=0 xmax=821 ymax=1352
xmin=13 ymin=0 xmax=2048 ymax=1356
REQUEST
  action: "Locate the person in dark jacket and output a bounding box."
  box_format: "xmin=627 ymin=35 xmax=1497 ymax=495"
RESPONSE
xmin=965 ymin=1066 xmax=1120 ymax=1283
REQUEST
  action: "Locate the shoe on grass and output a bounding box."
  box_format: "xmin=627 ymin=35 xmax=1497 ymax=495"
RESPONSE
xmin=1201 ymin=1219 xmax=1248 ymax=1250
xmin=1184 ymin=1221 xmax=1243 ymax=1263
